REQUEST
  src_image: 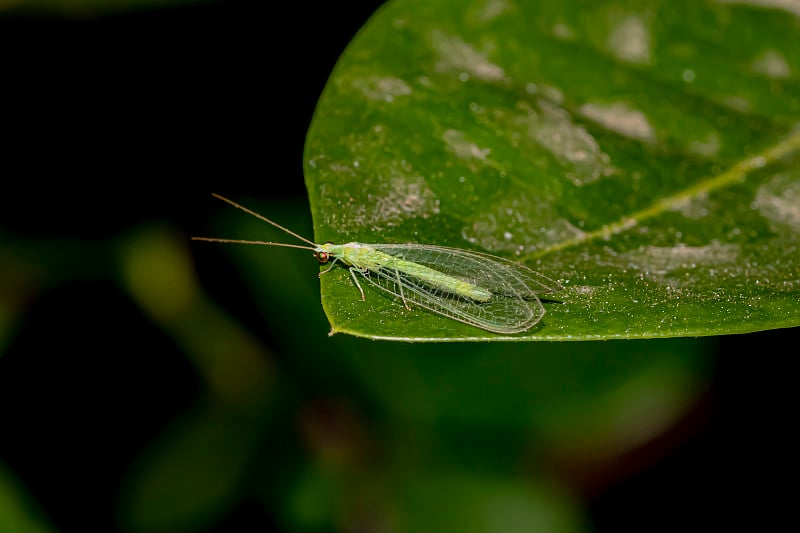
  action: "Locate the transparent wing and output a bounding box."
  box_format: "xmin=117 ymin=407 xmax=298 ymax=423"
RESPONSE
xmin=353 ymin=244 xmax=562 ymax=334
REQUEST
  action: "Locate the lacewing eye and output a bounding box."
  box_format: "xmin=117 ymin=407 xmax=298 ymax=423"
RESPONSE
xmin=316 ymin=251 xmax=330 ymax=263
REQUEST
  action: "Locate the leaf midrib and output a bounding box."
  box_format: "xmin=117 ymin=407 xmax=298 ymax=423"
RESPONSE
xmin=526 ymin=130 xmax=800 ymax=260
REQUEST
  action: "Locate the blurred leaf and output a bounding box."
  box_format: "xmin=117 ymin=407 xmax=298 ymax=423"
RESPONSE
xmin=116 ymin=227 xmax=278 ymax=532
xmin=116 ymin=403 xmax=267 ymax=533
xmin=394 ymin=474 xmax=583 ymax=533
xmin=1 ymin=0 xmax=203 ymax=17
xmin=0 ymin=462 xmax=57 ymax=533
xmin=280 ymin=464 xmax=585 ymax=533
xmin=303 ymin=0 xmax=800 ymax=340
xmin=117 ymin=225 xmax=274 ymax=406
xmin=338 ymin=337 xmax=713 ymax=466
xmin=212 ymin=203 xmax=713 ymax=475
xmin=281 ymin=466 xmax=340 ymax=532
xmin=208 ymin=199 xmax=341 ymax=356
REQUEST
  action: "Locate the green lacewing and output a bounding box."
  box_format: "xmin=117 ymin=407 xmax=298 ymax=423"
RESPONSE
xmin=194 ymin=194 xmax=562 ymax=334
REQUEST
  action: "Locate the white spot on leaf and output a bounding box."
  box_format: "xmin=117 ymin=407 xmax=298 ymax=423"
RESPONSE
xmin=552 ymin=22 xmax=576 ymax=40
xmin=322 ymin=159 xmax=440 ymax=231
xmin=606 ymin=14 xmax=652 ymax=65
xmin=687 ymin=131 xmax=722 ymax=157
xmin=671 ymin=192 xmax=710 ymax=219
xmin=719 ymin=95 xmax=752 ymax=113
xmin=468 ymin=0 xmax=512 ymax=23
xmin=754 ymin=173 xmax=800 ymax=233
xmin=432 ymin=30 xmax=507 ymax=83
xmin=463 ymin=193 xmax=584 ymax=254
xmin=623 ymin=241 xmax=741 ymax=284
xmin=750 ymin=49 xmax=792 ymax=79
xmin=442 ymin=129 xmax=491 ymax=161
xmin=518 ymin=100 xmax=614 ymax=186
xmin=715 ymin=0 xmax=800 ymax=18
xmin=580 ymin=102 xmax=656 ymax=143
xmin=481 ymin=97 xmax=614 ymax=187
xmin=352 ymin=76 xmax=413 ymax=102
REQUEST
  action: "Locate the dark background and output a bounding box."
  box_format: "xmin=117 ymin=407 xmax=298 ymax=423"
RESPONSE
xmin=1 ymin=1 xmax=796 ymax=531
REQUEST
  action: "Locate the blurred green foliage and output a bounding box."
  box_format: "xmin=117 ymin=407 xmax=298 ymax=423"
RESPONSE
xmin=111 ymin=199 xmax=714 ymax=533
xmin=0 ymin=0 xmax=202 ymax=16
xmin=0 ymin=463 xmax=56 ymax=533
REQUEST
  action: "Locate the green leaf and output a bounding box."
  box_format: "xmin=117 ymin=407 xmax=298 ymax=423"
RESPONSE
xmin=394 ymin=473 xmax=584 ymax=533
xmin=211 ymin=203 xmax=713 ymax=530
xmin=0 ymin=462 xmax=57 ymax=533
xmin=303 ymin=0 xmax=800 ymax=340
xmin=215 ymin=204 xmax=713 ymax=449
xmin=338 ymin=337 xmax=713 ymax=459
xmin=3 ymin=0 xmax=202 ymax=16
xmin=116 ymin=404 xmax=266 ymax=533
